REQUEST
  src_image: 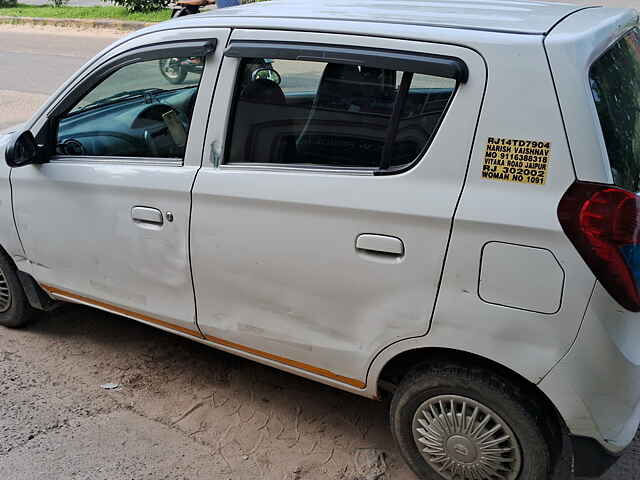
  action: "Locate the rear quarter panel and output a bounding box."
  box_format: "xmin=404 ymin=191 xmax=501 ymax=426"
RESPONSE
xmin=433 ymin=35 xmax=595 ymax=384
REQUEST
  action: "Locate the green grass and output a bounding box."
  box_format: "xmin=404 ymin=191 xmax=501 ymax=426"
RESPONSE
xmin=0 ymin=4 xmax=171 ymax=22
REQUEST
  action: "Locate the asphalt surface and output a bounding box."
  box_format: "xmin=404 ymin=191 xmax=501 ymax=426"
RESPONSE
xmin=2 ymin=6 xmax=640 ymax=479
xmin=0 ymin=28 xmax=117 ymax=131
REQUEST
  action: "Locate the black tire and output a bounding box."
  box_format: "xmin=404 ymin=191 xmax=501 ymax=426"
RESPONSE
xmin=159 ymin=58 xmax=188 ymax=85
xmin=390 ymin=361 xmax=552 ymax=480
xmin=0 ymin=251 xmax=38 ymax=328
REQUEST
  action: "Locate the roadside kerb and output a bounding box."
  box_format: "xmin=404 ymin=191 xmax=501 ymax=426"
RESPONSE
xmin=0 ymin=15 xmax=152 ymax=31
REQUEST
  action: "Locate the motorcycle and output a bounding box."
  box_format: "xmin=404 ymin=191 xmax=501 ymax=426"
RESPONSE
xmin=159 ymin=57 xmax=205 ymax=84
xmin=160 ymin=0 xmax=276 ymax=86
xmin=159 ymin=53 xmax=277 ymax=87
xmin=169 ymin=0 xmax=215 ymax=18
xmin=159 ymin=0 xmax=216 ymax=84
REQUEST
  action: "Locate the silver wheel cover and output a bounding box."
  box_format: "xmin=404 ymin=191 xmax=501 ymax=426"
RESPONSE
xmin=0 ymin=264 xmax=11 ymax=313
xmin=412 ymin=395 xmax=522 ymax=480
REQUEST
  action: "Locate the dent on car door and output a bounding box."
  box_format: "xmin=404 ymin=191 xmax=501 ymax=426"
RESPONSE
xmin=11 ymin=31 xmax=231 ymax=334
xmin=190 ymin=31 xmax=485 ymax=390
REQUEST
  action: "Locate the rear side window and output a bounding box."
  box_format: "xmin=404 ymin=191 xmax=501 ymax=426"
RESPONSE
xmin=225 ymin=58 xmax=456 ymax=171
xmin=590 ymin=28 xmax=640 ymax=192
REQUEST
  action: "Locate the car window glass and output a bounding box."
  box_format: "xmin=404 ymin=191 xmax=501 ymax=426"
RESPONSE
xmin=57 ymin=56 xmax=205 ymax=159
xmin=226 ymin=57 xmax=456 ymax=170
xmin=275 ymin=59 xmax=324 ymax=95
xmin=590 ymin=28 xmax=640 ymax=192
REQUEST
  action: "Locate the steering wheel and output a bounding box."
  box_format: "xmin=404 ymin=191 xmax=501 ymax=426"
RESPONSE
xmin=59 ymin=138 xmax=86 ymax=156
xmin=58 ymin=132 xmax=143 ymax=157
xmin=133 ymin=104 xmax=190 ymax=157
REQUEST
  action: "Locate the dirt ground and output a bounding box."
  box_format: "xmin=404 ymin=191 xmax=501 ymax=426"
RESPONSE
xmin=0 ymin=305 xmax=416 ymax=480
xmin=2 ymin=304 xmax=639 ymax=480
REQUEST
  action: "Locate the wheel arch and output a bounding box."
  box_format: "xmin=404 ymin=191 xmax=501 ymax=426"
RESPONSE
xmin=0 ymin=241 xmax=57 ymax=312
xmin=375 ymin=346 xmax=560 ymax=413
xmin=373 ymin=346 xmax=571 ymax=474
xmin=0 ymin=238 xmax=29 ymax=286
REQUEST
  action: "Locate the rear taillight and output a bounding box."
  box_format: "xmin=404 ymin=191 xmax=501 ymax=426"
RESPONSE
xmin=558 ymin=181 xmax=640 ymax=311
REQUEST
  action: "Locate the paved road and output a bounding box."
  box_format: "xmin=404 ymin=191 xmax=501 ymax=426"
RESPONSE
xmin=0 ymin=28 xmax=118 ymax=131
xmin=2 ymin=4 xmax=640 ymax=478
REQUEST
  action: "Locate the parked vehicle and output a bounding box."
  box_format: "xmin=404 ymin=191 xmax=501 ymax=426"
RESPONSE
xmin=2 ymin=1 xmax=640 ymax=478
xmin=162 ymin=1 xmax=241 ymax=86
xmin=159 ymin=56 xmax=204 ymax=84
xmin=161 ymin=1 xmax=211 ymax=86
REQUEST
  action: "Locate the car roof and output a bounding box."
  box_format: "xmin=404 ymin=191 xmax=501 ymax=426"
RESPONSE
xmin=201 ymin=0 xmax=596 ymax=35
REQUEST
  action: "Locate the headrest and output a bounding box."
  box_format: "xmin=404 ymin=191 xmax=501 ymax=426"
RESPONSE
xmin=240 ymin=79 xmax=286 ymax=105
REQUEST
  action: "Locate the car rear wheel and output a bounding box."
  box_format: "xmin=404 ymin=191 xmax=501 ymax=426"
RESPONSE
xmin=0 ymin=251 xmax=38 ymax=328
xmin=390 ymin=361 xmax=552 ymax=480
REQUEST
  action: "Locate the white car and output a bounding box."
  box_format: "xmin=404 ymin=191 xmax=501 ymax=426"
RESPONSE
xmin=1 ymin=1 xmax=639 ymax=478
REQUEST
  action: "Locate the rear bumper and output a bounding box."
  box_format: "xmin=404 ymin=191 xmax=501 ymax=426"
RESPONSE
xmin=540 ymin=283 xmax=640 ymax=467
xmin=572 ymin=435 xmax=624 ymax=478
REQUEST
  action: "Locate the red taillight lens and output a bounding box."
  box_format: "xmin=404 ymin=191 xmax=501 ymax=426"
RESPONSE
xmin=558 ymin=181 xmax=640 ymax=311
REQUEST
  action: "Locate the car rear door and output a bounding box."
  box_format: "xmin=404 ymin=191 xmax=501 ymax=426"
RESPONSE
xmin=190 ymin=29 xmax=486 ymax=389
xmin=11 ymin=28 xmax=230 ymax=336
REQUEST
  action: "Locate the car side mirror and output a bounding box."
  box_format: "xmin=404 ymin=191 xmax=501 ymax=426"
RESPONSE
xmin=5 ymin=130 xmax=42 ymax=168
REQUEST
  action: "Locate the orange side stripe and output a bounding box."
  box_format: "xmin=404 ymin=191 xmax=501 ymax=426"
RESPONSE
xmin=202 ymin=333 xmax=366 ymax=389
xmin=42 ymin=284 xmax=366 ymax=390
xmin=42 ymin=284 xmax=202 ymax=338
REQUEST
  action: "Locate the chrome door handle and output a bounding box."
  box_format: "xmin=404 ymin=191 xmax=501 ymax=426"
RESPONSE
xmin=131 ymin=206 xmax=164 ymax=225
xmin=356 ymin=234 xmax=404 ymax=256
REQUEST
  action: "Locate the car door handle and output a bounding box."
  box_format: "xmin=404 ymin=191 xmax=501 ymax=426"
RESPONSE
xmin=131 ymin=206 xmax=164 ymax=225
xmin=356 ymin=234 xmax=404 ymax=256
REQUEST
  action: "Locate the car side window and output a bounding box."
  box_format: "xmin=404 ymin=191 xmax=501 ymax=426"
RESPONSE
xmin=225 ymin=57 xmax=457 ymax=170
xmin=590 ymin=28 xmax=640 ymax=192
xmin=56 ymin=56 xmax=205 ymax=160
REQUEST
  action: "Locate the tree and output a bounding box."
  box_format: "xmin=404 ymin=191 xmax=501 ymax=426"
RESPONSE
xmin=110 ymin=0 xmax=170 ymax=13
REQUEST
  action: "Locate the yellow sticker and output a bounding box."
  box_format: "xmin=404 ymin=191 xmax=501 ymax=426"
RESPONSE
xmin=482 ymin=137 xmax=550 ymax=186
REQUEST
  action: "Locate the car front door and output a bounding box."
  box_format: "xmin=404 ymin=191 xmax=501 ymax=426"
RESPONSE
xmin=190 ymin=30 xmax=486 ymax=389
xmin=12 ymin=29 xmax=230 ymax=335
